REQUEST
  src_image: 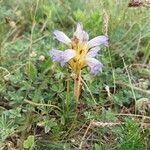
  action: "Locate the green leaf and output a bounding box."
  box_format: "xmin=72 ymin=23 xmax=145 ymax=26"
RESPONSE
xmin=73 ymin=9 xmax=86 ymax=22
xmin=94 ymin=143 xmax=102 ymax=150
xmin=33 ymin=89 xmax=41 ymax=103
xmin=63 ymin=143 xmax=71 ymax=150
xmin=25 ymin=62 xmax=37 ymax=81
xmin=45 ymin=118 xmax=57 ymax=133
xmin=51 ymin=83 xmax=65 ymax=93
xmin=23 ymin=135 xmax=35 ymax=149
xmin=41 ymin=57 xmax=52 ymax=74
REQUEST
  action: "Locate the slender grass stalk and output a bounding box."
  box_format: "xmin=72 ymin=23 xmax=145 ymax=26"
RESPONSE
xmin=24 ymin=99 xmax=61 ymax=111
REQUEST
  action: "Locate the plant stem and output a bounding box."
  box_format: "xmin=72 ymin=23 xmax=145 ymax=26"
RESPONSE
xmin=74 ymin=71 xmax=81 ymax=101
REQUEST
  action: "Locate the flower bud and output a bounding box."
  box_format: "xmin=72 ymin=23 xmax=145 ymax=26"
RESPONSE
xmin=30 ymin=51 xmax=37 ymax=58
xmin=16 ymin=10 xmax=22 ymax=16
xmin=38 ymin=55 xmax=45 ymax=61
xmin=4 ymin=74 xmax=11 ymax=81
xmin=9 ymin=21 xmax=16 ymax=28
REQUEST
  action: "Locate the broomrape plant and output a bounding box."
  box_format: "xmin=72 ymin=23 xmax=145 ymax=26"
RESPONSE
xmin=50 ymin=23 xmax=108 ymax=101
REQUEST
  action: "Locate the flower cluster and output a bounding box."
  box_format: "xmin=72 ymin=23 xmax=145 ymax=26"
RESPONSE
xmin=50 ymin=23 xmax=108 ymax=75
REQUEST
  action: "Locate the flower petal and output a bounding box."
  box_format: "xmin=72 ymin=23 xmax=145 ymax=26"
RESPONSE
xmin=60 ymin=49 xmax=76 ymax=66
xmin=73 ymin=23 xmax=83 ymax=40
xmin=49 ymin=49 xmax=76 ymax=67
xmin=53 ymin=30 xmax=71 ymax=45
xmin=86 ymin=47 xmax=100 ymax=58
xmin=86 ymin=57 xmax=103 ymax=75
xmin=49 ymin=49 xmax=62 ymax=62
xmin=73 ymin=23 xmax=89 ymax=43
xmin=88 ymin=36 xmax=108 ymax=48
xmin=82 ymin=31 xmax=89 ymax=42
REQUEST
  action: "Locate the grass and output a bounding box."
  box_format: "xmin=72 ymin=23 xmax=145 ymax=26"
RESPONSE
xmin=0 ymin=0 xmax=150 ymax=149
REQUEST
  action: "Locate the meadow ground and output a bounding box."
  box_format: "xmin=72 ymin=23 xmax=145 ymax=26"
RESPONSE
xmin=0 ymin=0 xmax=150 ymax=150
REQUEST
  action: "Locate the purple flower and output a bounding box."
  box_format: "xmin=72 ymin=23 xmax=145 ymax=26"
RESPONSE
xmin=73 ymin=23 xmax=89 ymax=42
xmin=88 ymin=36 xmax=108 ymax=48
xmin=86 ymin=47 xmax=103 ymax=75
xmin=49 ymin=49 xmax=76 ymax=67
xmin=86 ymin=58 xmax=103 ymax=75
xmin=86 ymin=47 xmax=100 ymax=58
xmin=53 ymin=30 xmax=71 ymax=45
xmin=49 ymin=23 xmax=108 ymax=75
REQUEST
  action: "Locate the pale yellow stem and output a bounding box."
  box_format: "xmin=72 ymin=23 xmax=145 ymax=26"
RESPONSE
xmin=74 ymin=71 xmax=81 ymax=101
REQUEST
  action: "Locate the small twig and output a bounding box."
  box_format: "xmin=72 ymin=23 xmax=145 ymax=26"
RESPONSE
xmin=92 ymin=121 xmax=124 ymax=127
xmin=129 ymin=63 xmax=150 ymax=68
xmin=81 ymin=78 xmax=97 ymax=104
xmin=33 ymin=34 xmax=49 ymax=44
xmin=92 ymin=120 xmax=150 ymax=127
xmin=0 ymin=67 xmax=10 ymax=75
xmin=79 ymin=119 xmax=150 ymax=149
xmin=116 ymin=113 xmax=150 ymax=120
xmin=1 ymin=28 xmax=17 ymax=46
xmin=79 ymin=120 xmax=93 ymax=149
xmin=121 ymin=56 xmax=137 ymax=104
xmin=115 ymin=80 xmax=150 ymax=95
xmin=40 ymin=19 xmax=48 ymax=33
xmin=28 ymin=22 xmax=36 ymax=53
xmin=28 ymin=0 xmax=39 ymax=57
xmin=24 ymin=99 xmax=61 ymax=111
